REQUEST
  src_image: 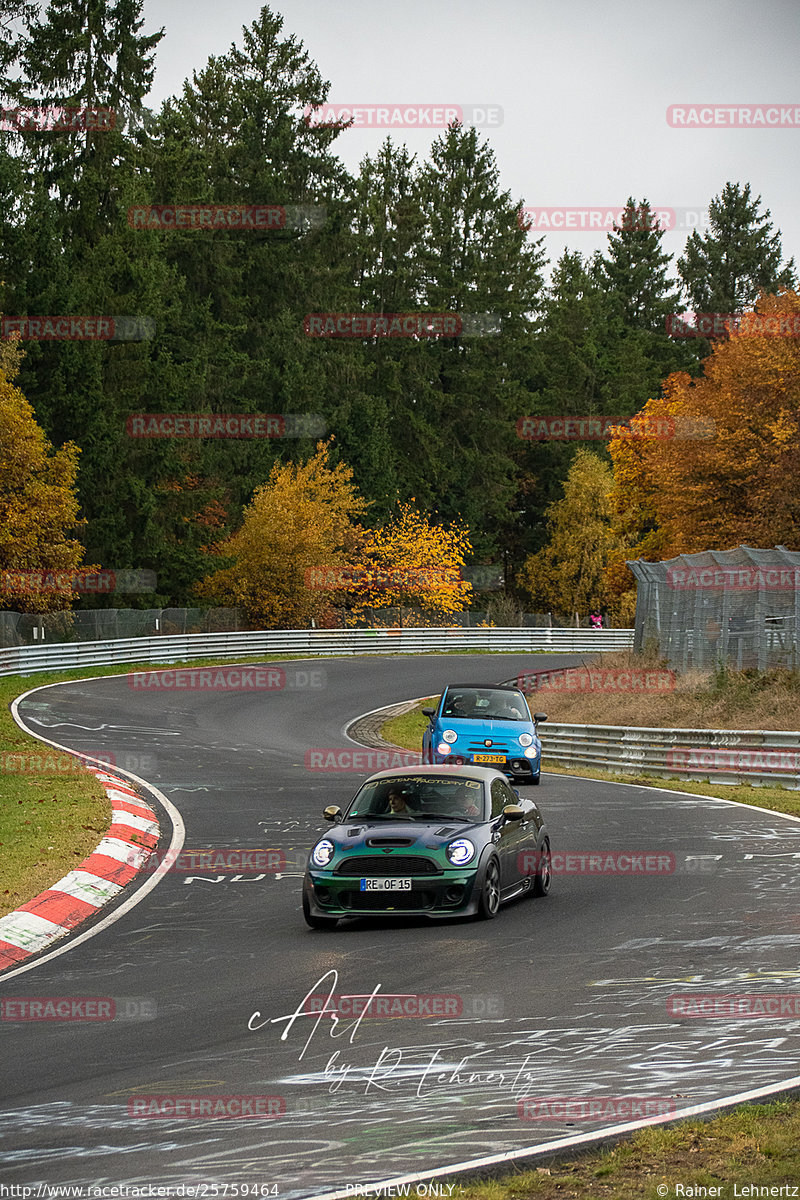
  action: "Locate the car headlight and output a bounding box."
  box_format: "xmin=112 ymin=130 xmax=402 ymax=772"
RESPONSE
xmin=311 ymin=839 xmax=335 ymax=867
xmin=518 ymin=733 xmax=533 ymax=747
xmin=446 ymin=838 xmax=476 ymax=866
xmin=442 ymin=729 xmax=458 ymax=744
xmin=437 ymin=742 xmax=452 ymax=755
xmin=525 ymin=745 xmax=539 ymax=758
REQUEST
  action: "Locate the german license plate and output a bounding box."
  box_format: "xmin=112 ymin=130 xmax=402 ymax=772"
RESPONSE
xmin=360 ymin=878 xmax=412 ymax=891
xmin=474 ymin=753 xmax=505 ymax=763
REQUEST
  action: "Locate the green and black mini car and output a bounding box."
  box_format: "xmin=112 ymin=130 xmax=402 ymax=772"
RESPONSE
xmin=302 ymin=765 xmax=551 ymax=929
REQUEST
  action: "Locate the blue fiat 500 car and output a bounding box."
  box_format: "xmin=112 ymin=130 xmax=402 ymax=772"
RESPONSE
xmin=421 ymin=683 xmax=547 ymax=784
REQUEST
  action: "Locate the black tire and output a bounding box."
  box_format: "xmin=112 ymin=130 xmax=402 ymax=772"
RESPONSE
xmin=531 ymin=772 xmax=541 ymax=785
xmin=532 ymin=838 xmax=551 ymax=897
xmin=477 ymin=857 xmax=501 ymax=920
xmin=303 ymin=892 xmax=338 ymax=930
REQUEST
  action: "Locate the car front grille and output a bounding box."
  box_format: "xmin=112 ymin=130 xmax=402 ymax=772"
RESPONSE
xmin=339 ymin=889 xmax=435 ymax=911
xmin=334 ymin=855 xmax=440 ymax=877
xmin=467 ymin=741 xmax=512 ymax=752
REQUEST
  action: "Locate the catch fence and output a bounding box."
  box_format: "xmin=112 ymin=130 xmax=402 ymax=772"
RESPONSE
xmin=628 ymin=545 xmax=800 ymax=672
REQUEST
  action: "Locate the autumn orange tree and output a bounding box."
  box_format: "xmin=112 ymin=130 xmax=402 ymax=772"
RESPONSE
xmin=196 ymin=439 xmax=369 ymax=627
xmin=0 ymin=333 xmax=87 ymax=612
xmin=606 ymin=290 xmax=800 ymax=612
xmin=341 ymin=504 xmax=473 ymax=625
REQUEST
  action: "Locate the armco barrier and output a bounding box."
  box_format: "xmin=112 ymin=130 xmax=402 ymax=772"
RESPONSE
xmin=538 ymin=722 xmax=800 ymax=790
xmin=0 ymin=626 xmax=633 ymax=678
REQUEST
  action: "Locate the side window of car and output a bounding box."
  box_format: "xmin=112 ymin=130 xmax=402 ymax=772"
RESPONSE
xmin=490 ymin=780 xmax=508 ymax=818
xmin=501 ymin=782 xmax=519 ymax=808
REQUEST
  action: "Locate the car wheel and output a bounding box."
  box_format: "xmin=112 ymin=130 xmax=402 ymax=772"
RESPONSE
xmin=303 ymin=892 xmax=338 ymax=930
xmin=532 ymin=838 xmax=551 ymax=897
xmin=477 ymin=857 xmax=501 ymax=920
xmin=531 ymin=772 xmax=541 ymax=785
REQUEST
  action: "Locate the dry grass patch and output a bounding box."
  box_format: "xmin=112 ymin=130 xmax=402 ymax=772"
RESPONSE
xmin=527 ymin=651 xmax=800 ymax=731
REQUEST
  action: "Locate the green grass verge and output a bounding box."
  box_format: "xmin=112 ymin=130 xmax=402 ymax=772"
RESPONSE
xmin=0 ymin=672 xmax=112 ymax=917
xmin=427 ymin=1098 xmax=800 ymax=1198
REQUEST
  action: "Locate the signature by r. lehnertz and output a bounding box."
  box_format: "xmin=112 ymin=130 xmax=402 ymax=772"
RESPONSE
xmin=248 ymin=968 xmax=537 ymax=1099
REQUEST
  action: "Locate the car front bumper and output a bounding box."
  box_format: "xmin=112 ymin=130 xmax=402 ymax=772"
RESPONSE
xmin=303 ymin=869 xmax=482 ymax=920
xmin=430 ymin=751 xmax=540 ymax=778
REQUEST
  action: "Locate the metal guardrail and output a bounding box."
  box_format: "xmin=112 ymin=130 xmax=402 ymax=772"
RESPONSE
xmin=539 ymin=722 xmax=800 ymax=790
xmin=0 ymin=626 xmax=634 ymax=678
xmin=6 ymin=624 xmax=795 ymax=790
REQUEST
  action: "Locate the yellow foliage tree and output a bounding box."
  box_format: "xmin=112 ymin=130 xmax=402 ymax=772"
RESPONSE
xmin=196 ymin=440 xmax=369 ymax=628
xmin=607 ymin=290 xmax=800 ymax=611
xmin=343 ymin=504 xmax=473 ymax=625
xmin=0 ymin=334 xmax=87 ymax=612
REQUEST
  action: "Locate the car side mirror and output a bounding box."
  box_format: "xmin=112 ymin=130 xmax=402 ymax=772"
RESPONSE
xmin=323 ymin=805 xmax=342 ymax=822
xmin=533 ymin=712 xmax=548 ymax=723
xmin=422 ymin=708 xmax=435 ymax=717
xmin=502 ymin=804 xmax=524 ymax=822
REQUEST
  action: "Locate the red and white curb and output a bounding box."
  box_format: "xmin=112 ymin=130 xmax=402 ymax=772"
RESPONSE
xmin=0 ymin=767 xmax=160 ymax=972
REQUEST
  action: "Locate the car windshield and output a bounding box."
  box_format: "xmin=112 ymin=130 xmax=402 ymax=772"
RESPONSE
xmin=440 ymin=688 xmax=529 ymax=722
xmin=345 ymin=776 xmax=486 ymax=822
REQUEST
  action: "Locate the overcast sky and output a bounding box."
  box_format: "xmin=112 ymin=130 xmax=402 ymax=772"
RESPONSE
xmin=140 ymin=0 xmax=800 ymax=281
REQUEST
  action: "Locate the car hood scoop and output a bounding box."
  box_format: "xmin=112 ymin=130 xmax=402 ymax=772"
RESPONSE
xmin=365 ymin=836 xmax=416 ymax=848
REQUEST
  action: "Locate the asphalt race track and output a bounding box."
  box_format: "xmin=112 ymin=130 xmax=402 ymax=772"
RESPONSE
xmin=2 ymin=653 xmax=800 ymax=1197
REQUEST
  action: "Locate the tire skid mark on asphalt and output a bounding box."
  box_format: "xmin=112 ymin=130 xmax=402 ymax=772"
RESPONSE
xmin=5 ymin=663 xmax=800 ymax=1196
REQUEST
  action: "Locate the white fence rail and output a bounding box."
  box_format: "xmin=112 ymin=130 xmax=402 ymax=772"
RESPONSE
xmin=539 ymin=722 xmax=800 ymax=790
xmin=0 ymin=626 xmax=634 ymax=678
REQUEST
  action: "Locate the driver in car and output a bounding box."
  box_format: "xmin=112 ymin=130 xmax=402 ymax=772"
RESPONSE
xmin=459 ymin=788 xmax=481 ymax=820
xmin=387 ymin=788 xmax=418 ymax=816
